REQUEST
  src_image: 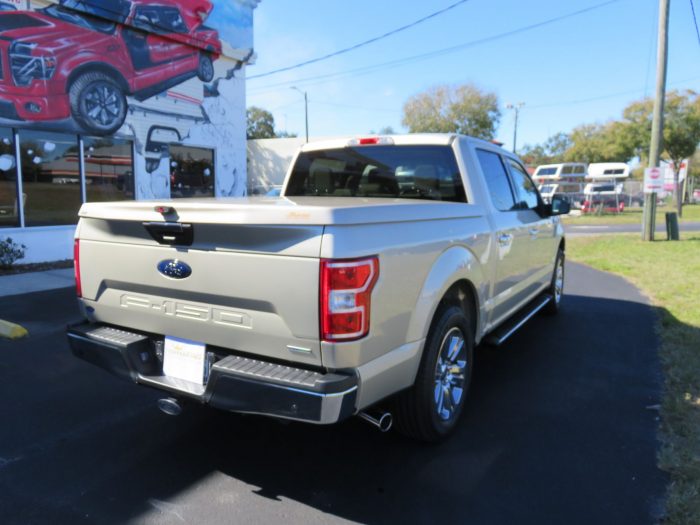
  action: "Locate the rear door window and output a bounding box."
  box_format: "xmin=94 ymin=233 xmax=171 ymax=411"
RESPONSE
xmin=286 ymin=145 xmax=466 ymax=202
xmin=507 ymin=159 xmax=540 ymax=210
xmin=476 ymin=149 xmax=515 ymax=211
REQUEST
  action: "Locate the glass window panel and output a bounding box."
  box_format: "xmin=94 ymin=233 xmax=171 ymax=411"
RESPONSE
xmin=19 ymin=130 xmax=81 ymax=226
xmin=0 ymin=128 xmax=19 ymax=228
xmin=508 ymin=159 xmax=540 ymax=210
xmin=476 ymin=149 xmax=515 ymax=211
xmin=169 ymin=145 xmax=215 ymax=198
xmin=84 ymin=137 xmax=134 ymax=202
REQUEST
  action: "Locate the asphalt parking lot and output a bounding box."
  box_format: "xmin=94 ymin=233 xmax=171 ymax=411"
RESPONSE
xmin=0 ymin=262 xmax=666 ymax=525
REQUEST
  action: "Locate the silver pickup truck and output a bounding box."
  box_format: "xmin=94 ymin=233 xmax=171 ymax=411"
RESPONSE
xmin=67 ymin=134 xmax=569 ymax=442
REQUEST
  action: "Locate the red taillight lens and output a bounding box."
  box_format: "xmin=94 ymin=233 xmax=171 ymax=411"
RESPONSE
xmin=320 ymin=256 xmax=379 ymax=342
xmin=73 ymin=239 xmax=82 ymax=298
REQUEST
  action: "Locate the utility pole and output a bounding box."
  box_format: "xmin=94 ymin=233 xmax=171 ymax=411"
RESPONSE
xmin=506 ymin=102 xmax=525 ymax=153
xmin=643 ymin=0 xmax=670 ymax=241
xmin=291 ymin=87 xmax=309 ymax=143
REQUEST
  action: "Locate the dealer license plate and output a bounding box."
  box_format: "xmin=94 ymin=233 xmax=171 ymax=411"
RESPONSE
xmin=163 ymin=336 xmax=206 ymax=385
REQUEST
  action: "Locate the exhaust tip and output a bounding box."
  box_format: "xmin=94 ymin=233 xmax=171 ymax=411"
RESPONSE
xmin=157 ymin=397 xmax=182 ymax=416
xmin=358 ymin=410 xmax=393 ymax=432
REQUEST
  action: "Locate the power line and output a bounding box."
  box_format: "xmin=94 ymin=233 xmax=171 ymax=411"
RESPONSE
xmin=249 ymin=0 xmax=626 ymax=95
xmin=526 ymin=75 xmax=700 ymax=110
xmin=248 ymin=0 xmax=472 ymax=80
xmin=690 ymin=0 xmax=700 ymax=48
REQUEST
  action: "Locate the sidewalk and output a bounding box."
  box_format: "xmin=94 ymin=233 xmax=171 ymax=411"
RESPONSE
xmin=0 ymin=269 xmax=75 ymax=298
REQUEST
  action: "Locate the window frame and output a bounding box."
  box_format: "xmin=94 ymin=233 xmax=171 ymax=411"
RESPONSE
xmin=505 ymin=157 xmax=542 ymax=211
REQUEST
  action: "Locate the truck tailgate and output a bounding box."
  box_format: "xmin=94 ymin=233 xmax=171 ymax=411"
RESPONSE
xmin=76 ymin=203 xmax=324 ymax=367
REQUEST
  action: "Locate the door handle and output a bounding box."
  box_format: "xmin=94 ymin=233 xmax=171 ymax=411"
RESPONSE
xmin=498 ymin=233 xmax=513 ymax=246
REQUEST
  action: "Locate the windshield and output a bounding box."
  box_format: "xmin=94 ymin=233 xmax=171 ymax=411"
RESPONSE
xmin=286 ymin=145 xmax=467 ymax=202
xmin=536 ymin=167 xmax=558 ymax=176
xmin=43 ymin=4 xmax=117 ymax=33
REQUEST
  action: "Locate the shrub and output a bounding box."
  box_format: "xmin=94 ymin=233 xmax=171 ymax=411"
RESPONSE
xmin=0 ymin=237 xmax=27 ymax=269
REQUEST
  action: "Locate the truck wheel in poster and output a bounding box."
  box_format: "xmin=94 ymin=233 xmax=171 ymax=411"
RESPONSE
xmin=394 ymin=304 xmax=474 ymax=442
xmin=197 ymin=53 xmax=215 ymax=82
xmin=69 ymin=72 xmax=127 ymax=136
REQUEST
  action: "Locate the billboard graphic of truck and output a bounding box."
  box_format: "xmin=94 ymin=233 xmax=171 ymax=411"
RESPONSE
xmin=0 ymin=0 xmax=222 ymax=135
xmin=0 ymin=0 xmax=259 ymax=200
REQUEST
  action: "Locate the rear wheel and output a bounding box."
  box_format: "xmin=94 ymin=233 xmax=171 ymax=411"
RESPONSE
xmin=197 ymin=53 xmax=215 ymax=82
xmin=544 ymin=249 xmax=565 ymax=315
xmin=394 ymin=304 xmax=474 ymax=442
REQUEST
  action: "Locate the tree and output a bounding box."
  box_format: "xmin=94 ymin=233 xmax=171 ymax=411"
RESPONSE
xmin=246 ymin=106 xmax=276 ymax=139
xmin=520 ymin=132 xmax=571 ymax=166
xmin=563 ymin=121 xmax=635 ymax=163
xmin=662 ymin=91 xmax=700 ymax=216
xmin=401 ymin=83 xmax=501 ymax=139
xmin=617 ymin=90 xmax=700 ymax=216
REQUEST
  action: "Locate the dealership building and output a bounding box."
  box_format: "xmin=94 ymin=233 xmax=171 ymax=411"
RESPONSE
xmin=0 ymin=0 xmax=259 ymax=263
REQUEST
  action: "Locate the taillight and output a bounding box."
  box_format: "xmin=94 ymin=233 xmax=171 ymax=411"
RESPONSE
xmin=73 ymin=239 xmax=82 ymax=298
xmin=320 ymin=256 xmax=379 ymax=342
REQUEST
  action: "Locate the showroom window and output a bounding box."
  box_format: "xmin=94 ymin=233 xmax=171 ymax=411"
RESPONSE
xmin=0 ymin=128 xmax=19 ymax=228
xmin=169 ymin=145 xmax=215 ymax=198
xmin=19 ymin=130 xmax=81 ymax=227
xmin=83 ymin=137 xmax=134 ymax=202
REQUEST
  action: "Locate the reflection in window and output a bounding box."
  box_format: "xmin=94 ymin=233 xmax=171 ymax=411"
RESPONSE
xmin=0 ymin=128 xmax=19 ymax=228
xmin=169 ymin=145 xmax=214 ymax=198
xmin=84 ymin=137 xmax=134 ymax=202
xmin=476 ymin=149 xmax=515 ymax=212
xmin=508 ymin=159 xmax=539 ymax=210
xmin=19 ymin=130 xmax=81 ymax=226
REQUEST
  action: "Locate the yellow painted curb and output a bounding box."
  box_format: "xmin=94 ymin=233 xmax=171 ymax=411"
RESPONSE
xmin=0 ymin=319 xmax=28 ymax=340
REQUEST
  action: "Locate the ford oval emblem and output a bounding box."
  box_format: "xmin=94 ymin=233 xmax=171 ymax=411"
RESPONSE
xmin=157 ymin=259 xmax=192 ymax=279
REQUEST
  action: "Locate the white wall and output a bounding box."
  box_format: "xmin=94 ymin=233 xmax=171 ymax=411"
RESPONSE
xmin=1 ymin=226 xmax=75 ymax=264
xmin=246 ymin=137 xmax=306 ymax=193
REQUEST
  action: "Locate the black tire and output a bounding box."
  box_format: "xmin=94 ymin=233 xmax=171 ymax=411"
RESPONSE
xmin=544 ymin=249 xmax=565 ymax=315
xmin=69 ymin=72 xmax=127 ymax=136
xmin=394 ymin=304 xmax=474 ymax=442
xmin=197 ymin=53 xmax=215 ymax=82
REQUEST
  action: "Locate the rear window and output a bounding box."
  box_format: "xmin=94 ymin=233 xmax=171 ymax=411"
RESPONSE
xmin=285 ymin=145 xmax=467 ymax=202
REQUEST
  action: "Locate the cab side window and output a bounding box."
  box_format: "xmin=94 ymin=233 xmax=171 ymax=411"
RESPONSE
xmin=476 ymin=149 xmax=515 ymax=211
xmin=507 ymin=159 xmax=539 ymax=210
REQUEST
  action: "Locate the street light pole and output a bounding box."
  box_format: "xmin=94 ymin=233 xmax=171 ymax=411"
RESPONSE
xmin=642 ymin=0 xmax=670 ymax=242
xmin=506 ymin=102 xmax=525 ymax=153
xmin=291 ymin=87 xmax=309 ymax=143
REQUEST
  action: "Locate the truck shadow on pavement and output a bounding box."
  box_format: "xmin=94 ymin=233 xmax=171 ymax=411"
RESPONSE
xmin=0 ymin=291 xmax=673 ymax=525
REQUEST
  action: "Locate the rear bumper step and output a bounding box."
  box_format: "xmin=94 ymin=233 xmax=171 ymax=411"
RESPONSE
xmin=67 ymin=322 xmax=357 ymax=425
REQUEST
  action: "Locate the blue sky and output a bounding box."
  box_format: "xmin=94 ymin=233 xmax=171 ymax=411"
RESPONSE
xmin=246 ymin=0 xmax=700 ymax=150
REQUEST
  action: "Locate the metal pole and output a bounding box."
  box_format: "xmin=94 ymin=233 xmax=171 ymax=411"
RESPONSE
xmin=643 ymin=0 xmax=670 ymax=241
xmin=291 ymin=87 xmax=309 ymax=143
xmin=507 ymin=102 xmax=524 ymax=153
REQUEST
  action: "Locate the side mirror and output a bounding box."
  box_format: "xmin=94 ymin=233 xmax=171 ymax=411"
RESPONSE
xmin=550 ymin=195 xmax=571 ymax=216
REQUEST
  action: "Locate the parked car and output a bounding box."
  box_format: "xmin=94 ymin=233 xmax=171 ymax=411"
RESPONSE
xmin=0 ymin=0 xmax=222 ymax=135
xmin=68 ymin=134 xmax=569 ymax=442
xmin=581 ymin=197 xmax=625 ymax=214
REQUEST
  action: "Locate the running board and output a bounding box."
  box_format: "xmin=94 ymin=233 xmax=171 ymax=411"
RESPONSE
xmin=485 ymin=295 xmax=552 ymax=346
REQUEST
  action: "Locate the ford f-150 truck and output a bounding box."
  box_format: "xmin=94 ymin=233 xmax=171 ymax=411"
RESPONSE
xmin=67 ymin=134 xmax=570 ymax=442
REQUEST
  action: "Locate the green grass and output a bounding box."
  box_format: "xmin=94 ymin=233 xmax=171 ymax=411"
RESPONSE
xmin=568 ymin=234 xmax=700 ymax=524
xmin=563 ymin=204 xmax=700 ymax=225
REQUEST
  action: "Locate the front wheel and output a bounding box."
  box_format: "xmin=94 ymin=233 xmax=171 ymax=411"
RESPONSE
xmin=394 ymin=304 xmax=474 ymax=442
xmin=544 ymin=249 xmax=565 ymax=315
xmin=69 ymin=72 xmax=127 ymax=136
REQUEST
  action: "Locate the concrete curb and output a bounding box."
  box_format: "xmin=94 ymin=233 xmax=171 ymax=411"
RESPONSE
xmin=0 ymin=319 xmax=28 ymax=340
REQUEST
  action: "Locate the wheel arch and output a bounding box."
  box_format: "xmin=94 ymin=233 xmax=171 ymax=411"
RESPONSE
xmin=66 ymin=63 xmax=129 ymax=95
xmin=407 ymin=245 xmax=486 ymax=346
